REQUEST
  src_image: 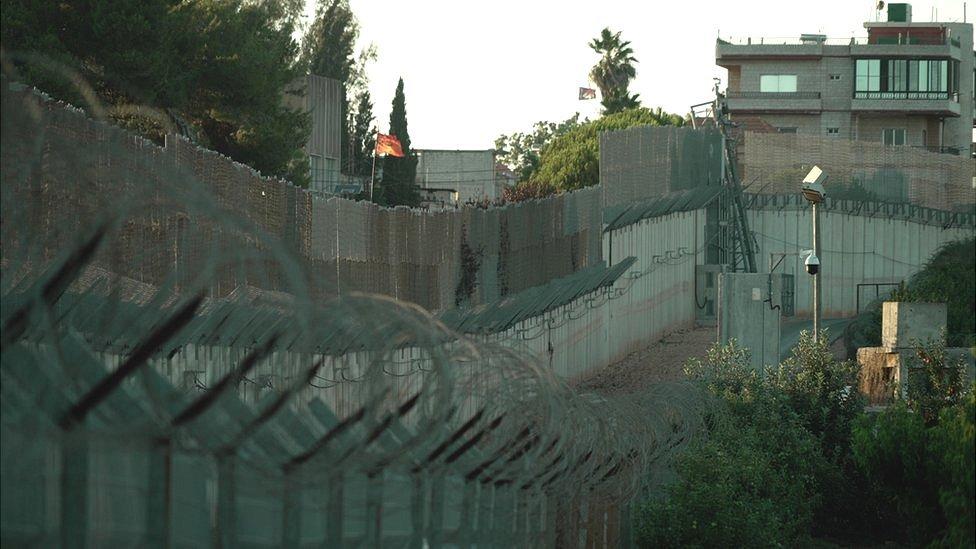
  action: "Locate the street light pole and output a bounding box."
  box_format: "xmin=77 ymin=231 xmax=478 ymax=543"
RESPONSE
xmin=801 ymin=166 xmax=827 ymax=344
xmin=812 ymin=201 xmax=821 ymax=343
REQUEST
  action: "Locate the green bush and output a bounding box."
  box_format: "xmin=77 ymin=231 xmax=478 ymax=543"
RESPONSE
xmin=851 ymin=403 xmax=943 ymax=545
xmin=929 ymin=388 xmax=976 ymax=548
xmin=637 ymin=336 xmax=974 ymax=547
xmin=904 ymin=337 xmax=968 ymax=425
xmin=635 ymin=341 xmax=830 ymax=547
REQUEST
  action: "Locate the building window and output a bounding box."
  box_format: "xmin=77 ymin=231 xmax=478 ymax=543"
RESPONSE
xmin=829 ymin=74 xmax=842 ymax=81
xmin=856 ymin=58 xmax=957 ymax=98
xmin=882 ymin=128 xmax=906 ymax=146
xmin=855 ymin=59 xmax=881 ymax=92
xmin=760 ymin=74 xmax=798 ymax=92
xmin=777 ymin=127 xmax=798 ymax=134
xmin=309 ymin=154 xmax=324 ymax=190
xmin=826 ymin=127 xmax=840 ymax=136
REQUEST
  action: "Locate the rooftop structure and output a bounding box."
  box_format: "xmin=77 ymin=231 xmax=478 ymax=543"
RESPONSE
xmin=415 ymin=149 xmax=504 ymax=203
xmin=716 ymin=3 xmax=974 ymax=156
xmin=284 ymin=74 xmax=345 ymax=193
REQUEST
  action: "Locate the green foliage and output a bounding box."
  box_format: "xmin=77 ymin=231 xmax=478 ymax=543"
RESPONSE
xmin=494 ymin=114 xmax=581 ymax=183
xmin=2 ymin=0 xmax=311 ymax=184
xmin=929 ymin=388 xmax=976 ymax=548
xmin=904 ymin=337 xmax=968 ymax=425
xmin=851 ymin=403 xmax=944 ymax=544
xmin=350 ymin=89 xmax=376 ymax=177
xmin=637 ymin=340 xmax=829 ymax=547
xmin=769 ymin=331 xmax=863 ymax=460
xmin=850 ymin=342 xmax=972 ymax=546
xmin=588 ymin=28 xmax=640 ymax=114
xmin=524 ymin=107 xmax=685 ymax=194
xmin=380 ymin=78 xmax=420 ymax=207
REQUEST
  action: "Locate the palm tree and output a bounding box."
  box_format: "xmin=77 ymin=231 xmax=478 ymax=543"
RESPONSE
xmin=588 ymin=28 xmax=641 ymax=114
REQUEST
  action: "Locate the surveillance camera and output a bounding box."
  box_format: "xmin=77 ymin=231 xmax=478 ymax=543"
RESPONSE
xmin=804 ymin=253 xmax=820 ymax=275
xmin=801 ymin=166 xmax=828 ymax=203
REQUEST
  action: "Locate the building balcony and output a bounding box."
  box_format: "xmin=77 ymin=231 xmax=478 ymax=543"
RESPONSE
xmin=725 ymin=91 xmax=822 ymax=113
xmin=850 ymin=91 xmax=961 ymax=116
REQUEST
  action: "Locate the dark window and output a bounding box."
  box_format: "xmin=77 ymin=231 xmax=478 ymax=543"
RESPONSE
xmin=826 ymin=127 xmax=840 ymax=136
xmin=777 ymin=127 xmax=798 ymax=134
xmin=882 ymin=128 xmax=906 ymax=146
xmin=855 ymin=58 xmax=958 ymax=99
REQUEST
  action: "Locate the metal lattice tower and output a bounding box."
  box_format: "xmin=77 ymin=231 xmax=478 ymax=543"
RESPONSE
xmin=690 ymin=85 xmax=758 ymax=273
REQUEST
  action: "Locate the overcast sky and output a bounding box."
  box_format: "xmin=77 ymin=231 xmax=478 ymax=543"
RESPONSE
xmin=304 ymin=0 xmax=968 ymax=150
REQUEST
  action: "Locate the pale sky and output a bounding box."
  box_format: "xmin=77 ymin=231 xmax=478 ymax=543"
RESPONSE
xmin=306 ymin=0 xmax=968 ymax=150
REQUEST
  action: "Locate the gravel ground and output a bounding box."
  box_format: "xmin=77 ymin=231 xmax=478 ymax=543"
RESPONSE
xmin=572 ymin=327 xmax=718 ymax=396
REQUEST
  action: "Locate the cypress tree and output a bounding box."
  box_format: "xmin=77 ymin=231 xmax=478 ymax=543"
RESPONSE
xmin=382 ymin=78 xmax=420 ymax=207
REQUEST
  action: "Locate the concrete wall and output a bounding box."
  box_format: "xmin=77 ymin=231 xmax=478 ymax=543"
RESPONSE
xmin=415 ymin=149 xmax=500 ymax=203
xmin=602 ymin=210 xmax=705 ymax=363
xmin=747 ymin=205 xmax=975 ymax=318
xmin=718 ymin=273 xmax=782 ymax=369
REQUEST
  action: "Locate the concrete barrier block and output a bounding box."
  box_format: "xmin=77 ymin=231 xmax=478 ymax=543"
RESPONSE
xmin=881 ymin=302 xmax=946 ymax=351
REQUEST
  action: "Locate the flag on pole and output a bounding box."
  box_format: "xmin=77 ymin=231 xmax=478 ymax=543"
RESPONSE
xmin=578 ymin=87 xmax=596 ymax=100
xmin=375 ymin=133 xmax=405 ymax=157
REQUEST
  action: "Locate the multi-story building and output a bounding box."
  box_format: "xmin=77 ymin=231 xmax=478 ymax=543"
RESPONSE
xmin=716 ymin=3 xmax=974 ymax=155
xmin=415 ymin=149 xmax=504 ymax=203
xmin=284 ymin=74 xmax=345 ymax=193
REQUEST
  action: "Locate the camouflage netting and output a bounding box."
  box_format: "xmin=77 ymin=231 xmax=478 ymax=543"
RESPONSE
xmin=740 ymin=131 xmax=976 ymax=211
xmin=599 ymin=125 xmax=724 ymax=208
xmin=1 ymin=80 xmax=601 ymax=312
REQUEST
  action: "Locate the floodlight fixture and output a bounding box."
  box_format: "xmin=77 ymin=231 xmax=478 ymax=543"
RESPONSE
xmin=801 ymin=166 xmax=827 ymax=204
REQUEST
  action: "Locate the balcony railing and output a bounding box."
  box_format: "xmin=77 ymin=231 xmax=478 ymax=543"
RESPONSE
xmin=719 ymin=35 xmax=956 ymax=47
xmin=853 ymin=91 xmax=958 ymax=101
xmin=727 ymin=91 xmax=821 ymax=99
xmin=719 ymin=36 xmax=868 ymax=46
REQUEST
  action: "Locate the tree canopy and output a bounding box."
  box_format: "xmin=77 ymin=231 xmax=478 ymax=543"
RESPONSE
xmin=512 ymin=107 xmax=685 ymax=197
xmin=380 ymin=78 xmax=420 ymax=207
xmin=494 ymin=114 xmax=581 ymax=183
xmin=1 ymin=0 xmax=312 ymax=185
xmin=589 ymin=28 xmax=640 ymax=114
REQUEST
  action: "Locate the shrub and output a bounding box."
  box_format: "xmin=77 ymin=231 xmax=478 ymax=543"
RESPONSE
xmin=929 ymin=387 xmax=976 ymax=548
xmin=904 ymin=337 xmax=968 ymax=425
xmin=635 ymin=340 xmax=831 ymax=547
xmin=768 ymin=330 xmax=863 ymax=460
xmin=634 ymin=391 xmax=826 ymax=548
xmin=851 ymin=403 xmax=944 ymax=545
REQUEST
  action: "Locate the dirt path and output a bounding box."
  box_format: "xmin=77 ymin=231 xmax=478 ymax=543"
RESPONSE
xmin=572 ymin=327 xmax=717 ymax=395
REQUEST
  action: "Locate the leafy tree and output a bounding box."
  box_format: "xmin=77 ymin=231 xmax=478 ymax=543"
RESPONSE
xmin=521 ymin=107 xmax=685 ymax=195
xmin=494 ymin=114 xmax=581 ymax=182
xmin=589 ymin=28 xmax=640 ymax=114
xmin=350 ymin=89 xmax=376 ymax=177
xmin=380 ymin=77 xmax=420 ymax=207
xmin=1 ymin=0 xmax=311 ymax=185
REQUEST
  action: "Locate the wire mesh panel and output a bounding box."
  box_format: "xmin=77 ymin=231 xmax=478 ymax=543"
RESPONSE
xmin=740 ymin=131 xmax=976 ymax=211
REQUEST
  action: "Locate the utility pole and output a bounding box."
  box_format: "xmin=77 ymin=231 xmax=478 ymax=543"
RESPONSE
xmin=812 ymin=201 xmax=821 ymax=342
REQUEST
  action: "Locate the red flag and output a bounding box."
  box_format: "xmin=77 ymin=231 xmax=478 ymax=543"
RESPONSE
xmin=375 ymin=133 xmax=405 ymax=157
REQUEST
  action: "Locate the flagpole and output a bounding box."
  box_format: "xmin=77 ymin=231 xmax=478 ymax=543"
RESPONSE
xmin=369 ymin=131 xmax=378 ymax=202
